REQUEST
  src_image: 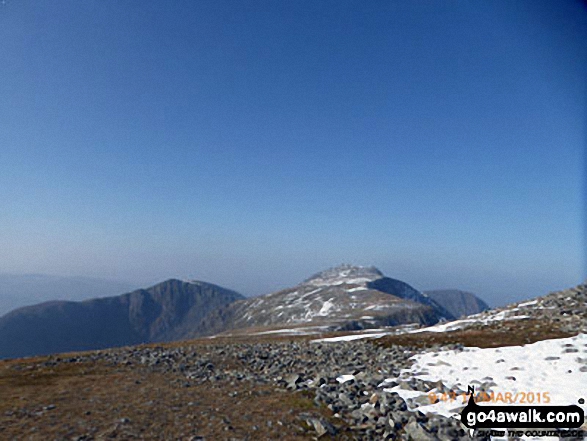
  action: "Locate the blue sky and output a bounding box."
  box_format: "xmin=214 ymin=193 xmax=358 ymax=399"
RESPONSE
xmin=0 ymin=0 xmax=585 ymax=306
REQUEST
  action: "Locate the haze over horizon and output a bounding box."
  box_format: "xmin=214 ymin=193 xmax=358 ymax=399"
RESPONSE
xmin=1 ymin=1 xmax=585 ymax=308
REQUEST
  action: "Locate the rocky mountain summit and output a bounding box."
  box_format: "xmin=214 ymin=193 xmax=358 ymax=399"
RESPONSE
xmin=302 ymin=264 xmax=384 ymax=286
xmin=197 ymin=265 xmax=455 ymax=337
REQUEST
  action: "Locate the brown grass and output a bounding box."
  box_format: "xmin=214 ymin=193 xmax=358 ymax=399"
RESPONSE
xmin=0 ymin=355 xmax=347 ymax=440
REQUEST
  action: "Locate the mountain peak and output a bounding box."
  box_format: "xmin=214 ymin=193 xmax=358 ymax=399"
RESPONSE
xmin=302 ymin=264 xmax=383 ymax=287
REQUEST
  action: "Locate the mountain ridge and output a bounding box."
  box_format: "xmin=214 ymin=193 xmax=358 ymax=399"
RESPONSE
xmin=0 ymin=279 xmax=244 ymax=359
xmin=0 ymin=265 xmax=493 ymax=359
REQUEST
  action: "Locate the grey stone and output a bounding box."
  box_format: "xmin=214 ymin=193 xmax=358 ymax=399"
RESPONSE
xmin=403 ymin=420 xmax=435 ymax=441
xmin=307 ymin=417 xmax=337 ymax=438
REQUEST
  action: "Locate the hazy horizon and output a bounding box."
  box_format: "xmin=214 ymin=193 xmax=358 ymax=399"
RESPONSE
xmin=0 ymin=262 xmax=582 ymax=310
xmin=1 ymin=1 xmax=585 ymax=309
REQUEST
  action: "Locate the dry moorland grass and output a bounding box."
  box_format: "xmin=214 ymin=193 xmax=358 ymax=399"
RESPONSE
xmin=0 ymin=353 xmax=345 ymax=440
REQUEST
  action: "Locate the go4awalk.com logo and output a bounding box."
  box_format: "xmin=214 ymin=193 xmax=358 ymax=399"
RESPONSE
xmin=461 ymin=386 xmax=584 ymax=430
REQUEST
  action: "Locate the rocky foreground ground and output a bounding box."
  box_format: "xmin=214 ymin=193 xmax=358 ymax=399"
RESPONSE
xmin=0 ymin=335 xmax=474 ymax=440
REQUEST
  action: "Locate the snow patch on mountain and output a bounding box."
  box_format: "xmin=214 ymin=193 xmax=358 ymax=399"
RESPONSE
xmin=317 ymin=298 xmax=335 ymax=316
xmin=313 ymin=332 xmax=389 ymax=343
xmin=407 ymin=311 xmax=531 ymax=334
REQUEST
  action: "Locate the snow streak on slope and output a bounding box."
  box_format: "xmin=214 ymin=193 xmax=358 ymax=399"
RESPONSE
xmin=406 ymin=311 xmax=530 ymax=334
xmin=313 ymin=332 xmax=389 ymax=343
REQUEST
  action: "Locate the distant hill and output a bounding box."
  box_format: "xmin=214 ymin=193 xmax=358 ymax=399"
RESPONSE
xmin=0 ymin=274 xmax=137 ymax=317
xmin=196 ymin=265 xmax=455 ymax=337
xmin=411 ymin=283 xmax=586 ymax=336
xmin=423 ymin=289 xmax=489 ymax=318
xmin=0 ymin=279 xmax=244 ymax=359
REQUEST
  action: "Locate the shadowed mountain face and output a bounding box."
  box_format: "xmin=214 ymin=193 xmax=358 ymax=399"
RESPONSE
xmin=423 ymin=289 xmax=489 ymax=318
xmin=366 ymin=278 xmax=455 ymax=320
xmin=195 ymin=265 xmax=455 ymax=337
xmin=0 ymin=279 xmax=244 ymax=359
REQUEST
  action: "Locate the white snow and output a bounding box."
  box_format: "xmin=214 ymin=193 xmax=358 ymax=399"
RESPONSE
xmin=381 ymin=334 xmax=587 ymax=440
xmin=517 ymin=300 xmax=539 ymax=308
xmin=337 ymin=374 xmax=356 ymax=383
xmin=307 ymin=276 xmax=374 ymax=287
xmin=407 ymin=313 xmax=531 ymax=334
xmin=407 ymin=319 xmax=476 ymax=334
xmin=317 ymin=298 xmax=336 ymax=316
xmin=302 ymin=288 xmax=322 ymax=297
xmin=347 ymin=286 xmax=368 ymax=292
xmin=250 ymin=326 xmax=332 ymax=335
xmin=251 ymin=329 xmax=309 ymax=335
xmin=311 ymin=332 xmax=388 ymax=343
xmin=365 ymin=304 xmax=389 ymax=311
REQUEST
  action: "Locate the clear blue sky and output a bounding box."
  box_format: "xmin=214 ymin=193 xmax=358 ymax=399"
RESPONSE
xmin=1 ymin=0 xmax=585 ymax=306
